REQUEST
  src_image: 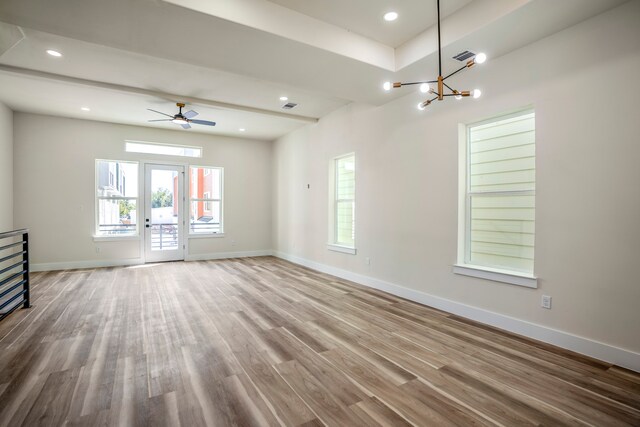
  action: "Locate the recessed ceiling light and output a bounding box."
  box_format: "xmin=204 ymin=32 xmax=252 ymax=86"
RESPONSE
xmin=279 ymin=96 xmax=288 ymax=101
xmin=384 ymin=12 xmax=398 ymax=22
xmin=80 ymin=107 xmax=90 ymax=111
xmin=46 ymin=49 xmax=62 ymax=57
xmin=239 ymin=128 xmax=246 ymax=132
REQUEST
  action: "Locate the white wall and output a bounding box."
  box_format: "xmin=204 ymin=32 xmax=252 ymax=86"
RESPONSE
xmin=0 ymin=102 xmax=12 ymax=231
xmin=13 ymin=113 xmax=272 ymax=268
xmin=273 ymin=1 xmax=640 ymax=362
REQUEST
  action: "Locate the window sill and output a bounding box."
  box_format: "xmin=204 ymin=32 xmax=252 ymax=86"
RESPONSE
xmin=327 ymin=244 xmax=357 ymax=255
xmin=93 ymin=235 xmax=140 ymax=242
xmin=453 ymin=264 xmax=537 ymax=288
xmin=188 ymin=233 xmax=225 ymax=239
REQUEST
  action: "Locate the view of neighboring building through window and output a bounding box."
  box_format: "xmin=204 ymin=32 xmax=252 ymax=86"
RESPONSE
xmin=96 ymin=160 xmax=139 ymax=235
xmin=203 ymin=192 xmax=211 ymax=211
xmin=333 ymin=154 xmax=356 ymax=248
xmin=189 ymin=167 xmax=223 ymax=234
xmin=462 ymin=110 xmax=535 ymax=274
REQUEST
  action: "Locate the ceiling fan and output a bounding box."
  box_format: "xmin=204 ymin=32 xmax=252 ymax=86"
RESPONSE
xmin=147 ymin=103 xmax=216 ymax=129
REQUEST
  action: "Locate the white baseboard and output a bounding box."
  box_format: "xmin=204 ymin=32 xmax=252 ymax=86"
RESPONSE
xmin=31 ymin=250 xmax=274 ymax=272
xmin=185 ymin=249 xmax=273 ymax=261
xmin=32 ymin=258 xmax=144 ymax=272
xmin=273 ymin=251 xmax=640 ymax=373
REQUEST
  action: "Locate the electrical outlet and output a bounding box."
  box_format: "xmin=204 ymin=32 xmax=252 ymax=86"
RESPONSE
xmin=365 ymin=257 xmax=371 ymax=265
xmin=95 ymin=246 xmax=100 ymax=253
xmin=231 ymin=239 xmax=236 ymax=246
xmin=541 ymin=295 xmax=552 ymax=309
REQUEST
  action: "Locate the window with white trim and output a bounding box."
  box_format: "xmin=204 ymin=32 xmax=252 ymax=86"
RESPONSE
xmin=328 ymin=153 xmax=356 ymax=253
xmin=95 ymin=160 xmax=139 ymax=236
xmin=189 ymin=166 xmax=223 ymax=234
xmin=459 ymin=110 xmax=535 ymax=276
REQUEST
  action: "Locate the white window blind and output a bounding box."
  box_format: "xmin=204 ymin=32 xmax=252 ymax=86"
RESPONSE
xmin=335 ymin=154 xmax=355 ymax=247
xmin=466 ymin=110 xmax=535 ymax=273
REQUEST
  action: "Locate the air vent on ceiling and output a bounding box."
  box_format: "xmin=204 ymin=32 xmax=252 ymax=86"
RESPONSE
xmin=282 ymin=102 xmax=298 ymax=110
xmin=453 ymin=50 xmax=476 ymax=62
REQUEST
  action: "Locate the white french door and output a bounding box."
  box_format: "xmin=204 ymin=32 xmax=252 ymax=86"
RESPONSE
xmin=144 ymin=164 xmax=185 ymax=263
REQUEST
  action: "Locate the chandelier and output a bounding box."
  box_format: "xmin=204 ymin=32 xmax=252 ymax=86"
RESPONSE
xmin=383 ymin=0 xmax=486 ymax=110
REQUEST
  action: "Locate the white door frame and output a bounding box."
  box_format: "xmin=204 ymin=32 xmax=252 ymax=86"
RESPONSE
xmin=143 ymin=163 xmax=186 ymax=263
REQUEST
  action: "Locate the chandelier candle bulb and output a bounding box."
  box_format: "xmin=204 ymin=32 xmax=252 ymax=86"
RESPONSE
xmin=420 ymin=83 xmax=430 ymax=93
xmin=418 ymin=100 xmax=431 ymax=110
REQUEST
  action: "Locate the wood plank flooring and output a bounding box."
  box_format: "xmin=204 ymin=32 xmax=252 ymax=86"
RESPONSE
xmin=0 ymin=256 xmax=639 ymax=426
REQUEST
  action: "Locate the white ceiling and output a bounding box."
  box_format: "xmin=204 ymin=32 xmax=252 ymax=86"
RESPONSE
xmin=266 ymin=0 xmax=473 ymax=47
xmin=0 ymin=0 xmax=630 ymax=140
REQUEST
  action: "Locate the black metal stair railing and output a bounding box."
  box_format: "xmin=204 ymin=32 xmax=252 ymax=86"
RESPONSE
xmin=0 ymin=229 xmax=31 ymax=321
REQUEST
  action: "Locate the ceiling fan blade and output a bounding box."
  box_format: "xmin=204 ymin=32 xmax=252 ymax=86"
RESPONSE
xmin=181 ymin=123 xmax=192 ymax=129
xmin=190 ymin=119 xmax=216 ymax=127
xmin=147 ymin=108 xmax=174 ymax=118
xmin=183 ymin=110 xmax=198 ymax=119
xmin=148 ymin=119 xmax=173 ymax=122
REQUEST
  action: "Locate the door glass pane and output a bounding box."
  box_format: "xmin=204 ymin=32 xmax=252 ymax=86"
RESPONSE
xmin=150 ymin=169 xmax=179 ymax=251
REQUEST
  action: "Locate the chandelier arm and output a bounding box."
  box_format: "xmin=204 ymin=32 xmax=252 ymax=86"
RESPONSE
xmin=442 ymin=64 xmax=468 ymax=81
xmin=443 ymin=82 xmax=456 ymax=93
xmin=399 ymin=81 xmax=438 ymax=87
xmin=394 ymin=1 xmax=483 ymax=109
xmin=443 ymin=91 xmax=470 ymax=97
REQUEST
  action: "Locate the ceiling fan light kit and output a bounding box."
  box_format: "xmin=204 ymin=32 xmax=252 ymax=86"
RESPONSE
xmin=147 ymin=102 xmax=216 ymax=129
xmin=384 ymin=0 xmax=485 ymax=110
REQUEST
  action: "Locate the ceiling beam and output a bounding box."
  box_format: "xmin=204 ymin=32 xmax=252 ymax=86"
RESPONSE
xmin=0 ymin=64 xmax=319 ymax=123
